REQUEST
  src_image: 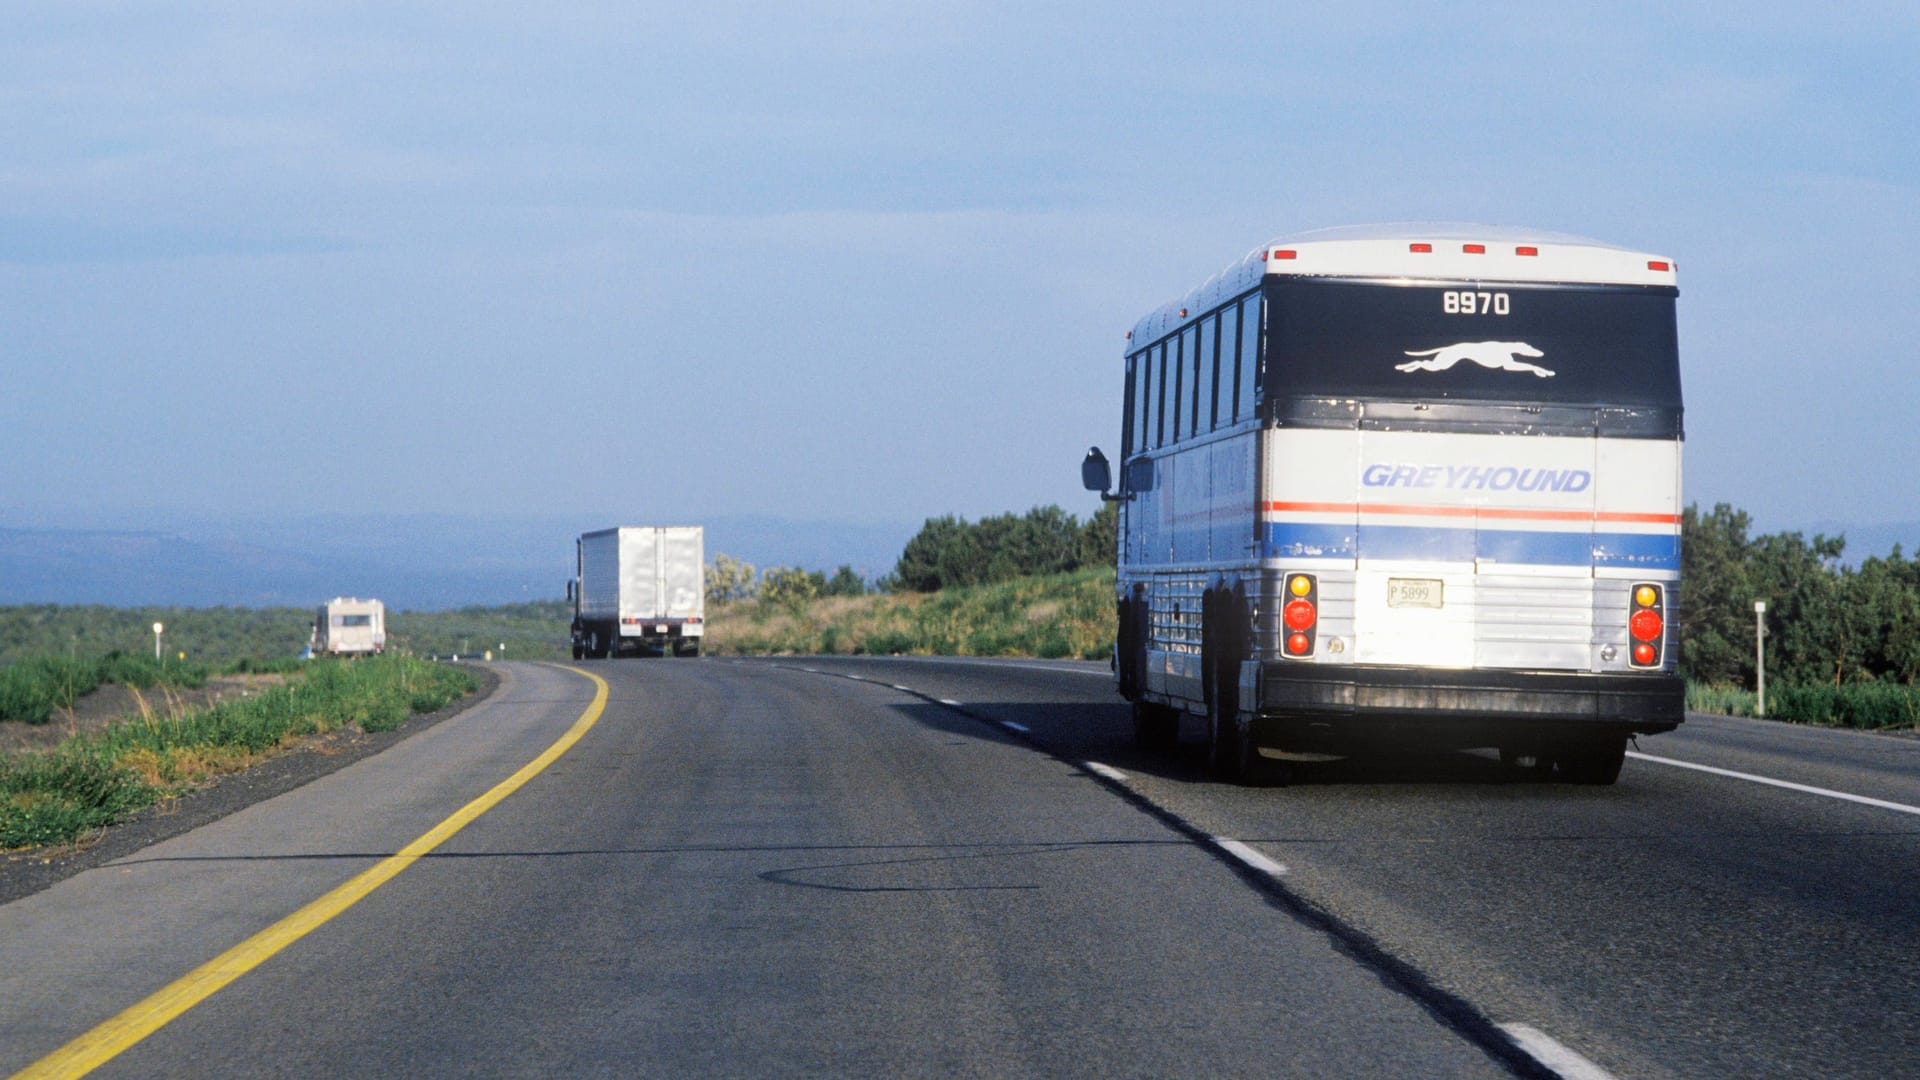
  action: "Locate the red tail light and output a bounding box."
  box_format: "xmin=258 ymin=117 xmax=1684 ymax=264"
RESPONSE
xmin=1282 ymin=574 xmax=1317 ymax=656
xmin=1629 ymin=583 xmax=1665 ymax=668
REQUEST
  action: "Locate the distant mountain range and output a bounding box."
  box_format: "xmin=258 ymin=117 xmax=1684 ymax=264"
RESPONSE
xmin=0 ymin=513 xmax=919 ymax=610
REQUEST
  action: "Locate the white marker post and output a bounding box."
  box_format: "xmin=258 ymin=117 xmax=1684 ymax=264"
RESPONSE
xmin=153 ymin=622 xmax=164 ymax=662
xmin=1754 ymin=601 xmax=1767 ymax=718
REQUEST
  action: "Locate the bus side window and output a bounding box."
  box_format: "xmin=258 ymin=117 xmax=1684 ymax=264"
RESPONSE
xmin=1187 ymin=323 xmax=1203 ymax=437
xmin=1122 ymin=354 xmax=1138 ymax=461
xmin=1171 ymin=332 xmax=1186 ymax=443
xmin=1154 ymin=342 xmax=1169 ymax=448
xmin=1228 ymin=303 xmax=1244 ymax=421
xmin=1132 ymin=352 xmax=1150 ymax=455
xmin=1208 ymin=312 xmax=1224 ymax=431
xmin=1238 ymin=296 xmax=1262 ymax=421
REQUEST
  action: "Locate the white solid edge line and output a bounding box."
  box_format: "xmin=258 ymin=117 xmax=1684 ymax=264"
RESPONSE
xmin=1213 ymin=838 xmax=1288 ymax=877
xmin=1001 ymin=721 xmax=1030 ymax=733
xmin=891 ymin=684 xmax=913 ymax=692
xmin=1627 ymin=751 xmax=1920 ymax=817
xmin=1084 ymin=761 xmax=1128 ymax=782
xmin=1497 ymin=1023 xmax=1616 ymax=1080
xmin=938 ymin=698 xmax=963 ymax=707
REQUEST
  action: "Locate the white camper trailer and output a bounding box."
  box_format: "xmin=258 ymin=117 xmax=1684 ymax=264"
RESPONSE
xmin=315 ymin=597 xmax=387 ymax=656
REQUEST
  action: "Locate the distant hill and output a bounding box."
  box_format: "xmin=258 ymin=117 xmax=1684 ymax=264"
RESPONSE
xmin=0 ymin=513 xmax=916 ymax=611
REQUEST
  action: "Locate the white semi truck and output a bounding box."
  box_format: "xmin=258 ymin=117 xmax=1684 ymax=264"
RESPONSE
xmin=570 ymin=526 xmax=705 ymax=659
xmin=314 ymin=597 xmax=386 ymax=656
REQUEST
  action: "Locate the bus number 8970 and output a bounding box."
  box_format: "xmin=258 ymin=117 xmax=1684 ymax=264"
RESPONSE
xmin=1442 ymin=290 xmax=1509 ymax=315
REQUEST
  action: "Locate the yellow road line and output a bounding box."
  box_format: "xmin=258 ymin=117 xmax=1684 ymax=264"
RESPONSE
xmin=14 ymin=665 xmax=610 ymax=1080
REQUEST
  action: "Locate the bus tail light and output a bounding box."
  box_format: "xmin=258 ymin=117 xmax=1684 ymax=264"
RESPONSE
xmin=1283 ymin=574 xmax=1317 ymax=657
xmin=1629 ymin=583 xmax=1665 ymax=668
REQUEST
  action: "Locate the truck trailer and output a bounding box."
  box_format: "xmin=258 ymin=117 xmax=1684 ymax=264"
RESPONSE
xmin=570 ymin=526 xmax=705 ymax=659
xmin=314 ymin=597 xmax=386 ymax=656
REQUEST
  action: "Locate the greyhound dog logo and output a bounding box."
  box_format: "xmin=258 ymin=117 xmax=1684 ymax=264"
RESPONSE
xmin=1396 ymin=341 xmax=1554 ymax=378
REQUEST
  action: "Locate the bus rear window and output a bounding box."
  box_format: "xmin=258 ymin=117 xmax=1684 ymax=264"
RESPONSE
xmin=1265 ymin=279 xmax=1680 ymax=408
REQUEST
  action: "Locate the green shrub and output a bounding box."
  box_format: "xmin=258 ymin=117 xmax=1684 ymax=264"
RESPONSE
xmin=1768 ymin=682 xmax=1920 ymax=729
xmin=0 ymin=746 xmax=151 ymax=849
xmin=0 ymin=656 xmax=479 ymax=850
xmin=0 ymin=667 xmax=55 ymax=725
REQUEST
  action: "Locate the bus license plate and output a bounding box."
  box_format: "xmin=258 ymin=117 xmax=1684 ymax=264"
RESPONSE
xmin=1387 ymin=578 xmax=1444 ymax=609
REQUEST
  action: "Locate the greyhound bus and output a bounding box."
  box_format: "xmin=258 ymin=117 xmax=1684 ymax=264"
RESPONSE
xmin=1080 ymin=224 xmax=1684 ymax=785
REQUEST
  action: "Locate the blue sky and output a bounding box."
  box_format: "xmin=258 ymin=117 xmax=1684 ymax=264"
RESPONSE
xmin=3 ymin=3 xmax=1917 ymax=548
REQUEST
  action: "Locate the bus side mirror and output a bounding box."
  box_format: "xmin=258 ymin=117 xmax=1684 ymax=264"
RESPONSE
xmin=566 ymin=580 xmax=575 ymax=604
xmin=1082 ymin=448 xmax=1119 ymax=501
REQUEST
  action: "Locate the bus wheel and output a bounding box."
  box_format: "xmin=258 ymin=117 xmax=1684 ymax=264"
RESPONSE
xmin=1558 ymin=737 xmax=1627 ymax=785
xmin=1499 ymin=747 xmax=1554 ymax=780
xmin=1207 ymin=693 xmax=1241 ymax=780
xmin=1234 ymin=717 xmax=1288 ymax=787
xmin=1132 ymin=700 xmax=1178 ymax=751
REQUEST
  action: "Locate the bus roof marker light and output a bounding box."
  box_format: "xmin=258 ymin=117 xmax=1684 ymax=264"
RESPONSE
xmin=1272 ymin=249 xmax=1297 ymax=260
xmin=1648 ymin=260 xmax=1671 ymax=271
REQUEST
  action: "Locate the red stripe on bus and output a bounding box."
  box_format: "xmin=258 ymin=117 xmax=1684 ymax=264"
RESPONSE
xmin=1261 ymin=501 xmax=1679 ymax=526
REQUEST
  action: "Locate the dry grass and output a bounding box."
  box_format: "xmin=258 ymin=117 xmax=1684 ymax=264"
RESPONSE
xmin=704 ymin=569 xmax=1114 ymax=660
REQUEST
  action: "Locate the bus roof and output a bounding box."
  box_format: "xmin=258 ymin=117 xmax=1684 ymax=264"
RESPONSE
xmin=1128 ymin=223 xmax=1677 ymax=351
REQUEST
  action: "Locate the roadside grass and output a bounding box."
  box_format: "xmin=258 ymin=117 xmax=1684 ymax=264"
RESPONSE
xmin=0 ymin=653 xmax=218 ymax=725
xmin=1686 ymin=680 xmax=1920 ymax=729
xmin=707 ymin=567 xmax=1115 ymax=661
xmin=0 ymin=656 xmax=478 ymax=850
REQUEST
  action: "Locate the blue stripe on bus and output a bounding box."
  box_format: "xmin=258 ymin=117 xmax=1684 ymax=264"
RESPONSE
xmin=1262 ymin=522 xmax=1678 ymax=570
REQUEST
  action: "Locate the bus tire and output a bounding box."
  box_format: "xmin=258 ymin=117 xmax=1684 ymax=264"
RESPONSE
xmin=1233 ymin=715 xmax=1288 ymax=786
xmin=1499 ymin=747 xmax=1554 ymax=780
xmin=1558 ymin=737 xmax=1627 ymax=785
xmin=1132 ymin=699 xmax=1178 ymax=751
xmin=1207 ymin=693 xmax=1240 ymax=779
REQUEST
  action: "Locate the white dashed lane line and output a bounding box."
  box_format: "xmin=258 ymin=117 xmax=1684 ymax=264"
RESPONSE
xmin=1000 ymin=721 xmax=1030 ymax=733
xmin=1212 ymin=838 xmax=1288 ymax=877
xmin=1498 ymin=1023 xmax=1617 ymax=1080
xmin=1083 ymin=761 xmax=1128 ymax=782
xmin=1628 ymin=751 xmax=1920 ymax=817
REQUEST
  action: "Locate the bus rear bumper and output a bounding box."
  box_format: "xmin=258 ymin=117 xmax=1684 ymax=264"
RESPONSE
xmin=1248 ymin=662 xmax=1683 ymax=752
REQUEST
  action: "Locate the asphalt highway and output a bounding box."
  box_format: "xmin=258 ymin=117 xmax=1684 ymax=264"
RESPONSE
xmin=2 ymin=658 xmax=1916 ymax=1077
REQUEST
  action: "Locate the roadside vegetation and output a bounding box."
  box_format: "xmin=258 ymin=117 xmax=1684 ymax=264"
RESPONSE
xmin=706 ymin=566 xmax=1114 ymax=660
xmin=6 ymin=496 xmax=1919 ymax=756
xmin=701 ymin=504 xmax=1117 ymax=659
xmin=0 ymin=656 xmax=476 ymax=850
xmin=1679 ymin=503 xmax=1920 ymax=729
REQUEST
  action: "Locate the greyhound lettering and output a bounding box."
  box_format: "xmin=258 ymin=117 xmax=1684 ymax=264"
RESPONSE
xmin=1396 ymin=341 xmax=1554 ymax=378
